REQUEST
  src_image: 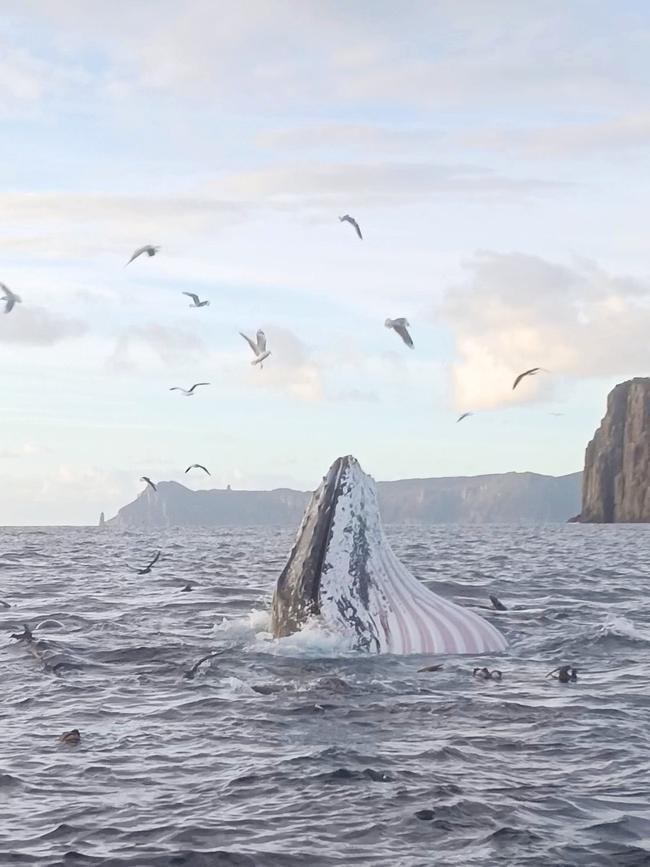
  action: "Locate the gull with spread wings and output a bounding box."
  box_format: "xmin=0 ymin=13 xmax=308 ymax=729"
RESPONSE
xmin=240 ymin=330 xmax=271 ymax=367
xmin=185 ymin=464 xmax=211 ymax=476
xmin=126 ymin=245 xmax=160 ymax=266
xmin=1 ymin=283 xmax=21 ymax=314
xmin=385 ymin=317 xmax=414 ymax=349
xmin=339 ymin=214 xmax=362 ymax=239
xmin=130 ymin=550 xmax=161 ymax=575
xmin=512 ymin=368 xmax=547 ymax=391
xmin=169 ymin=382 xmax=210 ymax=396
xmin=182 ymin=292 xmax=210 ymax=308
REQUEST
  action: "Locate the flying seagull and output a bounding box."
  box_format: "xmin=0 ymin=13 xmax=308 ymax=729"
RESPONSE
xmin=126 ymin=245 xmax=160 ymax=266
xmin=130 ymin=550 xmax=161 ymax=575
xmin=239 ymin=330 xmax=271 ymax=367
xmin=1 ymin=283 xmax=21 ymax=314
xmin=185 ymin=464 xmax=211 ymax=475
xmin=457 ymin=412 xmax=473 ymax=423
xmin=140 ymin=476 xmax=157 ymax=492
xmin=182 ymin=292 xmax=210 ymax=308
xmin=339 ymin=214 xmax=362 ymax=240
xmin=169 ymin=382 xmax=210 ymax=396
xmin=385 ymin=317 xmax=414 ymax=349
xmin=512 ymin=367 xmax=546 ymax=391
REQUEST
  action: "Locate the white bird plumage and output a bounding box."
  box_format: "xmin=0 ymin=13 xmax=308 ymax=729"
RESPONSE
xmin=385 ymin=317 xmax=414 ymax=349
xmin=126 ymin=245 xmax=160 ymax=266
xmin=240 ymin=329 xmax=271 ymax=367
xmin=1 ymin=283 xmax=22 ymax=314
xmin=182 ymin=292 xmax=210 ymax=308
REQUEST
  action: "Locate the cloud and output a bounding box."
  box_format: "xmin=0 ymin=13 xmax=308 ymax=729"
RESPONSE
xmin=0 ymin=442 xmax=44 ymax=459
xmin=0 ymin=306 xmax=87 ymax=345
xmin=217 ymin=161 xmax=562 ymax=208
xmin=442 ymin=252 xmax=650 ymax=410
xmin=108 ymin=324 xmax=207 ymax=371
xmin=461 ymin=112 xmax=650 ymax=158
xmin=257 ymin=123 xmax=444 ymax=154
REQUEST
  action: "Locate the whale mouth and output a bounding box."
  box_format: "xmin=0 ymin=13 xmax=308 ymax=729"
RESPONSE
xmin=271 ymin=455 xmax=508 ymax=656
xmin=271 ymin=456 xmax=350 ymax=638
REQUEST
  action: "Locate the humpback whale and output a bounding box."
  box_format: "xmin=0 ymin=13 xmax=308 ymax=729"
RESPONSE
xmin=271 ymin=456 xmax=507 ymax=655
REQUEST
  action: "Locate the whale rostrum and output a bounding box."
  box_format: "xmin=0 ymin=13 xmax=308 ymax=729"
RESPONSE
xmin=271 ymin=456 xmax=508 ymax=655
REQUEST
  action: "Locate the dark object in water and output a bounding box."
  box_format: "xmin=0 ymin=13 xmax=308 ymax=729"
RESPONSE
xmin=181 ymin=583 xmax=193 ymax=592
xmin=59 ymin=729 xmax=80 ymax=745
xmin=11 ymin=624 xmax=33 ymax=641
xmin=473 ymin=667 xmax=502 ymax=681
xmin=0 ymin=599 xmax=10 ymax=609
xmin=415 ymin=809 xmax=435 ymax=821
xmin=547 ymin=665 xmax=578 ymax=683
xmin=489 ymin=595 xmax=507 ymax=611
xmin=418 ymin=664 xmax=443 ymax=673
xmin=183 ymin=648 xmax=228 ymax=680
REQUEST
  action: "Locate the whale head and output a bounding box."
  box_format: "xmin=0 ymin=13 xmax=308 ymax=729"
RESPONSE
xmin=271 ymin=456 xmax=508 ymax=655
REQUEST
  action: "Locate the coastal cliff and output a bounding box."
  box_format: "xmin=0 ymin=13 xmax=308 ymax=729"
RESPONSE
xmin=107 ymin=471 xmax=581 ymax=528
xmin=580 ymin=377 xmax=650 ymax=522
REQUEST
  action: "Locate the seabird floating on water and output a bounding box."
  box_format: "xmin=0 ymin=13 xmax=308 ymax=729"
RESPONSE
xmin=130 ymin=550 xmax=161 ymax=575
xmin=182 ymin=292 xmax=210 ymax=308
xmin=126 ymin=245 xmax=159 ymax=266
xmin=169 ymin=382 xmax=210 ymax=396
xmin=512 ymin=367 xmax=545 ymax=390
xmin=338 ymin=214 xmax=362 ymax=239
xmin=1 ymin=283 xmax=21 ymax=314
xmin=140 ymin=476 xmax=157 ymax=492
xmin=385 ymin=317 xmax=414 ymax=349
xmin=239 ymin=330 xmax=271 ymax=367
xmin=185 ymin=464 xmax=210 ymax=475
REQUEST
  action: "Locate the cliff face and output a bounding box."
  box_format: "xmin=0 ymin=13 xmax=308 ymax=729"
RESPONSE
xmin=581 ymin=377 xmax=650 ymax=523
xmin=107 ymin=471 xmax=582 ymax=528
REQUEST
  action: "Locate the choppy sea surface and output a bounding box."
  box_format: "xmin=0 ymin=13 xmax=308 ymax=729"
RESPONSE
xmin=1 ymin=524 xmax=650 ymax=867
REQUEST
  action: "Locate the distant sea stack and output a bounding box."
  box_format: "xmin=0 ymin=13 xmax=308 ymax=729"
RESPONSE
xmin=580 ymin=377 xmax=650 ymax=523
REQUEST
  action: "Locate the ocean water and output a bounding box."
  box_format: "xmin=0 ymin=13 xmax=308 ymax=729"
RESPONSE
xmin=1 ymin=524 xmax=650 ymax=867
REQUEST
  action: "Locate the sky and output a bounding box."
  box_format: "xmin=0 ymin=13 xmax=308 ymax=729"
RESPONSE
xmin=2 ymin=1 xmax=650 ymax=523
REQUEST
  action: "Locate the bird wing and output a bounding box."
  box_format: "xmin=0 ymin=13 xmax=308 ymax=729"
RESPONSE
xmin=239 ymin=332 xmax=258 ymax=355
xmin=394 ymin=322 xmax=414 ymax=348
xmin=184 ymin=466 xmax=192 ymax=473
xmin=457 ymin=413 xmax=470 ymax=422
xmin=169 ymin=387 xmax=185 ymax=393
xmin=198 ymin=465 xmax=211 ymax=475
xmin=4 ymin=296 xmax=15 ymax=313
xmin=183 ymin=292 xmax=200 ymax=305
xmin=512 ymin=368 xmax=539 ymax=390
xmin=126 ymin=246 xmax=146 ymax=265
xmin=146 ymin=550 xmax=161 ymax=569
xmin=340 ymin=215 xmax=362 ymax=238
xmin=189 ymin=382 xmax=210 ymax=392
xmin=256 ymin=330 xmax=267 ymax=352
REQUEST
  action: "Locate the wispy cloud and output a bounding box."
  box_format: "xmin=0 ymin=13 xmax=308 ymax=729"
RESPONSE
xmin=0 ymin=306 xmax=87 ymax=345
